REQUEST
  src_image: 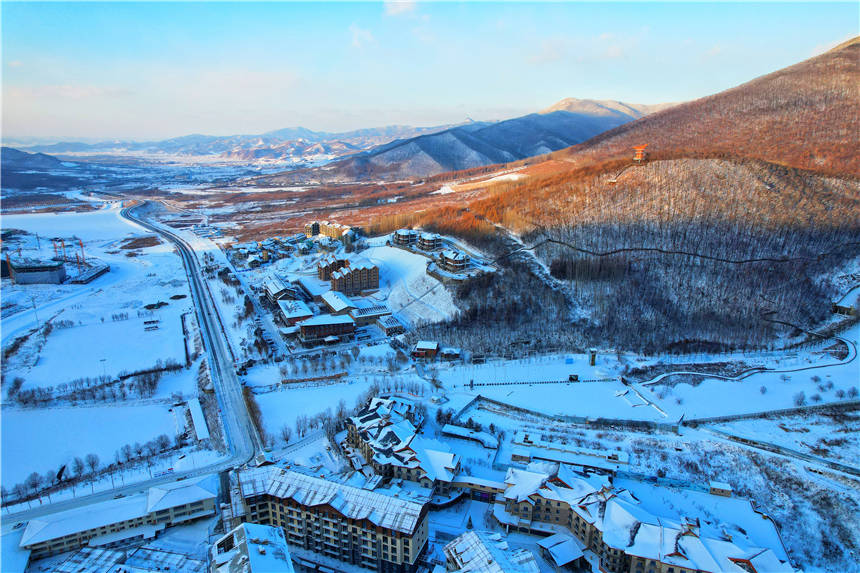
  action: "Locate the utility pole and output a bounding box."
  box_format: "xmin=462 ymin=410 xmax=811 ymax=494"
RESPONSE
xmin=30 ymin=295 xmax=42 ymax=337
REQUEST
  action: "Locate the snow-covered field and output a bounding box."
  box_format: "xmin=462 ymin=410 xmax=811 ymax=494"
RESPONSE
xmin=1 ymin=204 xmax=214 ymax=495
xmin=1 ymin=404 xmax=178 ymax=485
xmin=433 ymin=326 xmax=859 ymax=422
xmin=255 ymin=378 xmax=381 ymax=438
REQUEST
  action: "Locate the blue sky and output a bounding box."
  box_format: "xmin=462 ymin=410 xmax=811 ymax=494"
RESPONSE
xmin=2 ymin=1 xmax=857 ymax=140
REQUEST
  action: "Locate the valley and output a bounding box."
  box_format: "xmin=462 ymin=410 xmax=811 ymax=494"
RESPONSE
xmin=1 ymin=21 xmax=858 ymax=573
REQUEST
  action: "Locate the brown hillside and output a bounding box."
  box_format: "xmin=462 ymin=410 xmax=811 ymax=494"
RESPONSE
xmin=546 ymin=37 xmax=860 ymax=177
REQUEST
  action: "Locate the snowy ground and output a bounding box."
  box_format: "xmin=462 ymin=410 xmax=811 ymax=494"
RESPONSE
xmin=1 ymin=204 xmax=221 ymax=499
xmin=431 ymin=324 xmax=859 ymax=423
xmin=1 ymin=404 xmax=178 ymax=485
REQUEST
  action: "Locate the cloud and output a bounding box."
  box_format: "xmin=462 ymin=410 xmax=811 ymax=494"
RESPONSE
xmin=384 ymin=1 xmax=416 ymax=16
xmin=7 ymin=60 xmax=23 ymax=68
xmin=8 ymin=84 xmax=132 ymax=100
xmin=704 ymin=44 xmax=723 ymax=58
xmin=603 ymin=44 xmax=625 ymax=60
xmin=528 ymin=39 xmax=567 ymax=65
xmin=349 ymin=23 xmax=374 ymax=48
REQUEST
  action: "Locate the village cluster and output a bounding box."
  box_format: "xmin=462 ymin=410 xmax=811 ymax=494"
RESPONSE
xmin=226 ymin=220 xmax=489 ymax=352
xmin=13 ymin=395 xmax=795 ymax=573
xmin=2 ymin=206 xmax=848 ymax=573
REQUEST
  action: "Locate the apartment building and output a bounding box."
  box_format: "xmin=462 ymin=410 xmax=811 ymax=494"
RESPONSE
xmin=392 ymin=229 xmax=418 ymax=246
xmin=347 ymin=397 xmax=459 ymax=494
xmin=438 ymin=250 xmax=469 ymax=273
xmin=331 ymin=260 xmax=379 ymax=295
xmin=228 ymin=467 xmax=430 ymax=573
xmin=318 ymin=255 xmax=348 ymax=280
xmin=495 ymin=465 xmax=796 ymax=573
xmin=19 ymin=475 xmax=218 ymax=559
xmin=418 ymin=233 xmax=442 ymax=251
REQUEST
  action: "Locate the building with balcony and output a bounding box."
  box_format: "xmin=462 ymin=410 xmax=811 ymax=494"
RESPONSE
xmin=226 ymin=467 xmax=429 ymax=573
xmin=393 ymin=229 xmax=418 ymax=246
xmin=347 ymin=397 xmax=459 ymax=494
xmin=418 ymin=233 xmax=442 ymax=252
xmin=495 ymin=465 xmax=795 ymax=573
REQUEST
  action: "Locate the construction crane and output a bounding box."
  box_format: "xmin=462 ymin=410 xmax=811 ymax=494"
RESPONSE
xmin=78 ymin=239 xmax=85 ymax=264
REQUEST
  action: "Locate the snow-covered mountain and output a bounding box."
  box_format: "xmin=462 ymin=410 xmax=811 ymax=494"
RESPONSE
xmin=256 ymin=100 xmax=674 ymax=183
xmin=18 ymin=124 xmax=458 ymax=165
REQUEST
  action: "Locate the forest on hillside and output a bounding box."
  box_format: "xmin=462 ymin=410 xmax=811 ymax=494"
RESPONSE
xmin=411 ymin=159 xmax=859 ymax=355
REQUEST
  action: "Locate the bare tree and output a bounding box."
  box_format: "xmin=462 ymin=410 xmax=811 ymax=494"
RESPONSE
xmin=280 ymin=425 xmax=293 ymax=444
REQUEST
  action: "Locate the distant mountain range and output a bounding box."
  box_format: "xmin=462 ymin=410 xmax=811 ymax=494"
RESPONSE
xmin=1 ymin=147 xmax=66 ymax=171
xmin=255 ymin=99 xmax=673 ymax=183
xmin=16 ymin=124 xmax=459 ymax=165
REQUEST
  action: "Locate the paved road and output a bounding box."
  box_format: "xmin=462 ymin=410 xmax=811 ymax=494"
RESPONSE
xmin=3 ymin=203 xmax=261 ymax=521
xmin=123 ymin=204 xmax=262 ymax=459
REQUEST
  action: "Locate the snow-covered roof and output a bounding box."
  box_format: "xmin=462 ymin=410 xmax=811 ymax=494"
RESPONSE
xmin=320 ymin=290 xmax=355 ymax=313
xmin=297 ymin=314 xmax=354 ymax=327
xmin=277 ymin=299 xmax=313 ymax=320
xmin=20 ymin=475 xmax=218 ymax=548
xmin=263 ymin=276 xmax=288 ymax=296
xmin=377 ymin=315 xmax=403 ymax=328
xmin=212 ymin=523 xmax=295 ymax=573
xmin=146 ymin=474 xmax=219 ymax=513
xmin=394 ymin=229 xmax=417 ymax=236
xmin=350 ymin=304 xmax=391 ymax=318
xmin=1 ymin=531 xmax=30 ymax=573
xmin=296 ymin=276 xmax=330 ymax=296
xmin=21 ymin=495 xmax=148 ymax=547
xmin=440 ymin=250 xmax=468 ymax=261
xmin=537 ymin=532 xmax=584 ymax=566
xmin=709 ymin=480 xmax=733 ymax=491
xmin=444 ymin=531 xmax=539 ymax=573
xmin=237 ymin=467 xmax=426 ymax=534
xmin=188 ymin=397 xmax=210 ymax=441
xmin=503 ymin=467 xmax=549 ymax=503
xmin=500 ymin=465 xmax=795 ymax=573
xmin=415 ymin=340 xmax=438 ymax=351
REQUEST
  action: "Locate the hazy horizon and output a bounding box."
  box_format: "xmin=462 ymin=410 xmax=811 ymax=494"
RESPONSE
xmin=3 ymin=1 xmax=857 ymax=141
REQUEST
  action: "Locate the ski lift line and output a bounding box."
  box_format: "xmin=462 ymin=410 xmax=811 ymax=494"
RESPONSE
xmin=490 ymin=237 xmax=860 ymax=268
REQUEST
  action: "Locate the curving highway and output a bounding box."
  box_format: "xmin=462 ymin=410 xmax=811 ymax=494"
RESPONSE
xmin=122 ymin=202 xmax=262 ymax=460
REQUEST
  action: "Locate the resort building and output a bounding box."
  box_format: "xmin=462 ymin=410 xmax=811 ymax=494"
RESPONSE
xmin=392 ymin=229 xmax=418 ymax=246
xmin=226 ymin=467 xmax=430 ymax=573
xmin=277 ymin=299 xmax=314 ymax=326
xmin=321 ymin=290 xmax=357 ymax=316
xmin=296 ymin=314 xmax=355 ymax=344
xmin=19 ymin=475 xmax=219 ymax=559
xmin=331 ymin=260 xmax=379 ymax=295
xmin=439 ymin=250 xmax=469 ymax=273
xmin=495 ymin=465 xmax=795 ymax=573
xmin=418 ymin=233 xmax=442 ymax=252
xmin=347 ymin=397 xmax=459 ymax=494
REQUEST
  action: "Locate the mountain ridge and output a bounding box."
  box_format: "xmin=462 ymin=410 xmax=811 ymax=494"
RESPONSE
xmin=253 ymin=99 xmax=675 ymax=184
